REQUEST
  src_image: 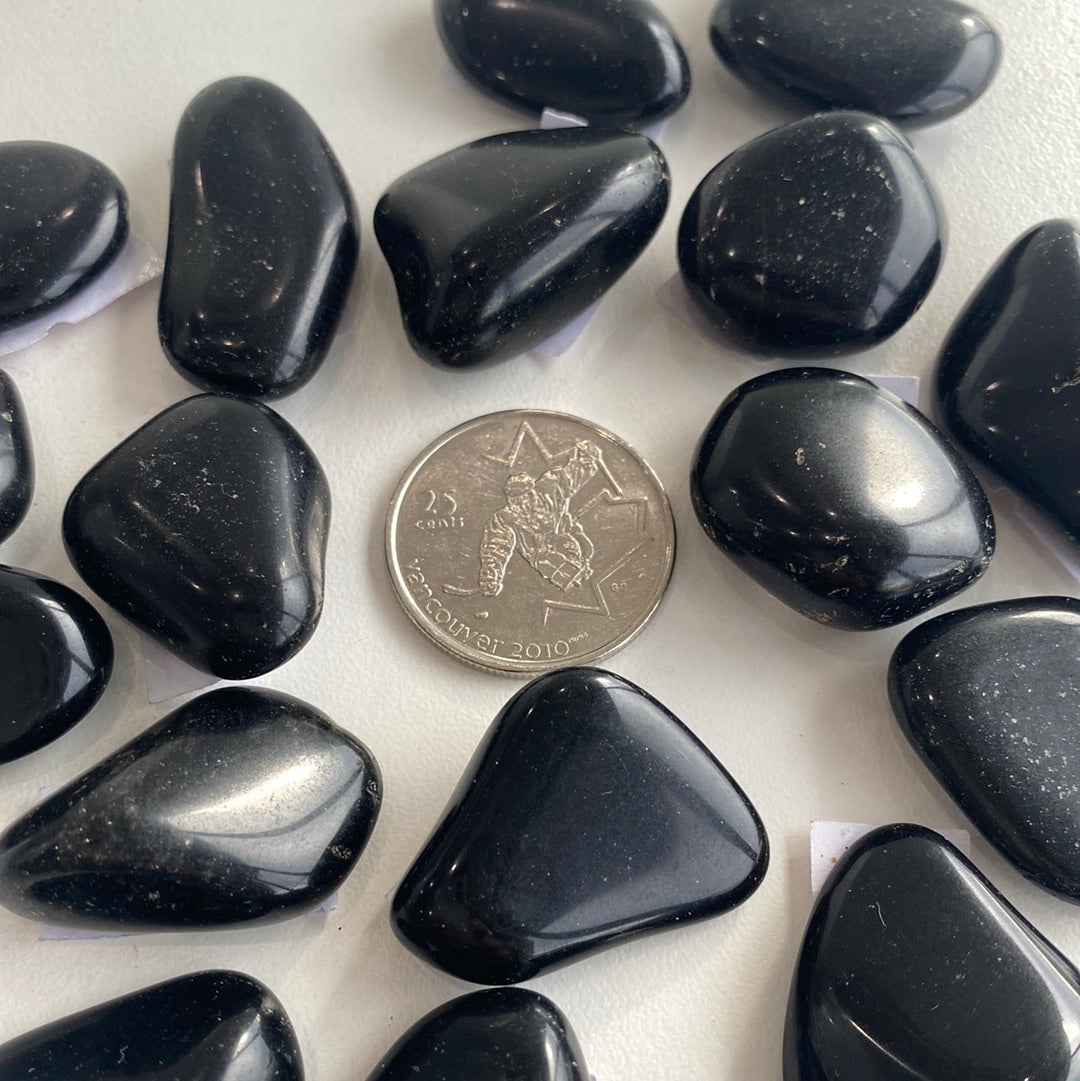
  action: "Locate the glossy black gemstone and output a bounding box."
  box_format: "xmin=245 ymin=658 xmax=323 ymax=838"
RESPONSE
xmin=0 ymin=687 xmax=381 ymax=930
xmin=937 ymin=220 xmax=1080 ymax=544
xmin=0 ymin=142 xmax=128 ymax=330
xmin=0 ymin=564 xmax=112 ymax=764
xmin=62 ymin=393 xmax=329 ymax=680
xmin=374 ymin=127 xmax=669 ymax=369
xmin=678 ymin=112 xmax=944 ymax=358
xmin=435 ymin=0 xmax=690 ymax=126
xmin=0 ymin=970 xmax=302 ymax=1081
xmin=709 ymin=0 xmax=1001 ymax=127
xmin=393 ymin=667 xmax=768 ymax=984
xmin=691 ymin=368 xmax=994 ymax=629
xmin=890 ymin=597 xmax=1080 ymax=901
xmin=365 ymin=989 xmax=587 ymax=1081
xmin=0 ymin=370 xmax=32 ymax=542
xmin=784 ymin=824 xmax=1080 ymax=1080
xmin=159 ymin=77 xmax=358 ymax=398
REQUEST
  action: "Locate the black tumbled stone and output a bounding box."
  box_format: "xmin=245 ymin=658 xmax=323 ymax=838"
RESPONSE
xmin=0 ymin=370 xmax=32 ymax=542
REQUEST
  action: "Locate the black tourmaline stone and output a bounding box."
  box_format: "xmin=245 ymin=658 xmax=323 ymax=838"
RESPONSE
xmin=0 ymin=687 xmax=381 ymax=930
xmin=784 ymin=824 xmax=1080 ymax=1080
xmin=937 ymin=220 xmax=1080 ymax=544
xmin=435 ymin=0 xmax=690 ymax=126
xmin=890 ymin=597 xmax=1080 ymax=902
xmin=0 ymin=142 xmax=128 ymax=330
xmin=678 ymin=112 xmax=943 ymax=358
xmin=365 ymin=989 xmax=587 ymax=1081
xmin=0 ymin=565 xmax=113 ymax=764
xmin=691 ymin=368 xmax=994 ymax=629
xmin=62 ymin=393 xmax=329 ymax=680
xmin=0 ymin=971 xmax=302 ymax=1081
xmin=393 ymin=667 xmax=768 ymax=984
xmin=159 ymin=77 xmax=358 ymax=398
xmin=374 ymin=127 xmax=669 ymax=369
xmin=0 ymin=369 xmax=33 ymax=542
xmin=709 ymin=0 xmax=1001 ymax=127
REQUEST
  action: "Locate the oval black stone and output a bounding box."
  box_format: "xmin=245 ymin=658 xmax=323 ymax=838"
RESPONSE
xmin=709 ymin=0 xmax=1002 ymax=127
xmin=0 ymin=687 xmax=381 ymax=930
xmin=678 ymin=112 xmax=944 ymax=358
xmin=374 ymin=127 xmax=669 ymax=369
xmin=691 ymin=368 xmax=994 ymax=629
xmin=436 ymin=0 xmax=690 ymax=126
xmin=784 ymin=824 xmax=1080 ymax=1081
xmin=0 ymin=970 xmax=302 ymax=1081
xmin=0 ymin=369 xmax=33 ymax=543
xmin=0 ymin=142 xmax=128 ymax=331
xmin=62 ymin=393 xmax=329 ymax=680
xmin=393 ymin=667 xmax=768 ymax=984
xmin=159 ymin=77 xmax=358 ymax=398
xmin=0 ymin=564 xmax=113 ymax=764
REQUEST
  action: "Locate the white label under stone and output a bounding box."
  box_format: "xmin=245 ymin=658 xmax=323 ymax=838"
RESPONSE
xmin=142 ymin=632 xmax=218 ymax=704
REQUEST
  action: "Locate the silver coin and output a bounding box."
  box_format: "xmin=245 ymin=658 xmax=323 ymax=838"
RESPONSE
xmin=386 ymin=409 xmax=676 ymax=675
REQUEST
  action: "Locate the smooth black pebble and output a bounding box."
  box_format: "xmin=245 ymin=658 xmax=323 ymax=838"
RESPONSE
xmin=62 ymin=393 xmax=329 ymax=680
xmin=159 ymin=77 xmax=358 ymax=398
xmin=678 ymin=111 xmax=943 ymax=357
xmin=691 ymin=368 xmax=994 ymax=629
xmin=0 ymin=369 xmax=32 ymax=542
xmin=784 ymin=824 xmax=1080 ymax=1080
xmin=374 ymin=127 xmax=669 ymax=369
xmin=393 ymin=666 xmax=768 ymax=984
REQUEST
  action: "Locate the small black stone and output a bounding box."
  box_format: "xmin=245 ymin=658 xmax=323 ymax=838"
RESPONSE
xmin=678 ymin=112 xmax=944 ymax=357
xmin=159 ymin=77 xmax=358 ymax=398
xmin=435 ymin=0 xmax=689 ymax=126
xmin=0 ymin=970 xmax=302 ymax=1081
xmin=374 ymin=127 xmax=669 ymax=369
xmin=0 ymin=687 xmax=381 ymax=930
xmin=691 ymin=368 xmax=994 ymax=629
xmin=0 ymin=370 xmax=32 ymax=543
xmin=0 ymin=142 xmax=128 ymax=330
xmin=784 ymin=824 xmax=1080 ymax=1081
xmin=62 ymin=393 xmax=329 ymax=680
xmin=393 ymin=667 xmax=768 ymax=984
xmin=709 ymin=0 xmax=1001 ymax=127
xmin=890 ymin=597 xmax=1080 ymax=902
xmin=0 ymin=564 xmax=113 ymax=764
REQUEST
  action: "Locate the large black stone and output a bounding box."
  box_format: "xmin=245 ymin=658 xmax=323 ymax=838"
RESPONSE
xmin=937 ymin=220 xmax=1080 ymax=543
xmin=678 ymin=112 xmax=943 ymax=358
xmin=784 ymin=824 xmax=1080 ymax=1080
xmin=364 ymin=989 xmax=587 ymax=1081
xmin=691 ymin=368 xmax=994 ymax=629
xmin=890 ymin=597 xmax=1080 ymax=902
xmin=159 ymin=77 xmax=358 ymax=398
xmin=709 ymin=0 xmax=1001 ymax=127
xmin=374 ymin=127 xmax=669 ymax=369
xmin=0 ymin=370 xmax=32 ymax=542
xmin=435 ymin=0 xmax=690 ymax=126
xmin=0 ymin=564 xmax=113 ymax=764
xmin=0 ymin=687 xmax=381 ymax=930
xmin=0 ymin=142 xmax=128 ymax=330
xmin=393 ymin=667 xmax=767 ymax=984
xmin=0 ymin=970 xmax=302 ymax=1081
xmin=62 ymin=393 xmax=329 ymax=680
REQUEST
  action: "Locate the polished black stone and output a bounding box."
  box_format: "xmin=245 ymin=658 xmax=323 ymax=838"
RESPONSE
xmin=0 ymin=142 xmax=128 ymax=330
xmin=62 ymin=393 xmax=329 ymax=680
xmin=937 ymin=220 xmax=1080 ymax=544
xmin=365 ymin=989 xmax=587 ymax=1081
xmin=678 ymin=112 xmax=944 ymax=358
xmin=159 ymin=77 xmax=358 ymax=398
xmin=691 ymin=368 xmax=994 ymax=629
xmin=436 ymin=0 xmax=690 ymax=126
xmin=374 ymin=127 xmax=669 ymax=369
xmin=709 ymin=0 xmax=1001 ymax=127
xmin=0 ymin=564 xmax=113 ymax=764
xmin=890 ymin=597 xmax=1080 ymax=901
xmin=0 ymin=971 xmax=302 ymax=1081
xmin=784 ymin=824 xmax=1080 ymax=1080
xmin=393 ymin=667 xmax=768 ymax=984
xmin=0 ymin=370 xmax=32 ymax=543
xmin=0 ymin=687 xmax=381 ymax=929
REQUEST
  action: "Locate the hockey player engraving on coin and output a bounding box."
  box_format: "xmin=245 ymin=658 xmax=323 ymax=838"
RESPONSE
xmin=386 ymin=410 xmax=675 ymax=674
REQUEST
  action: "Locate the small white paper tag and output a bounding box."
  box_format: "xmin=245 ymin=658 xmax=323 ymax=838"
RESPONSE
xmin=142 ymin=634 xmax=218 ymax=705
xmin=532 ymin=300 xmax=602 ymax=359
xmin=870 ymin=375 xmax=920 ymax=408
